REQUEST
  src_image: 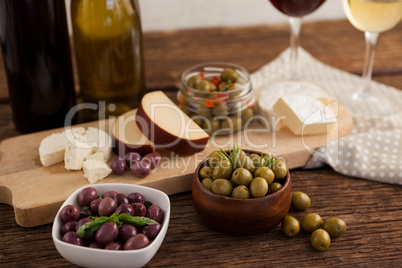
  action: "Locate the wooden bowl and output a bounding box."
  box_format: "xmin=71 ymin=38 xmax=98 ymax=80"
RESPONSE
xmin=192 ymin=150 xmax=292 ymax=235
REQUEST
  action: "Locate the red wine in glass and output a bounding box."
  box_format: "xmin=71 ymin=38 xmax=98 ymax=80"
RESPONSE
xmin=270 ymin=0 xmax=326 ymax=17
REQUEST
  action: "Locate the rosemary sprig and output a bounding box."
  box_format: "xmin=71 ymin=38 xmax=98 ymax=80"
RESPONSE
xmin=218 ymin=145 xmax=241 ymax=169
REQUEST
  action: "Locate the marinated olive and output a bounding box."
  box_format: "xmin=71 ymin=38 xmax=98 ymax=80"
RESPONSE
xmin=268 ymin=182 xmax=282 ymax=194
xmin=282 ymin=215 xmax=300 ymax=237
xmin=241 ymin=108 xmax=254 ymax=125
xmin=231 ymin=168 xmax=253 ymax=186
xmin=248 ymin=153 xmax=262 ymax=167
xmin=201 ymin=178 xmax=213 ymax=191
xmin=322 ymin=218 xmax=346 ymax=238
xmin=211 ymin=179 xmax=233 ymax=196
xmin=212 ymin=105 xmax=229 ymax=117
xmin=187 ymin=75 xmax=202 ymax=88
xmin=249 ymin=177 xmax=268 ymax=198
xmin=195 ymin=105 xmax=211 ymax=117
xmin=191 ymin=114 xmax=204 ymax=126
xmin=221 ymin=116 xmax=242 ymax=133
xmin=220 ymin=68 xmax=239 ymax=83
xmin=301 ymin=213 xmax=323 ymax=233
xmin=272 ymin=159 xmax=287 ymax=179
xmin=196 ymin=79 xmax=213 ymax=92
xmin=311 ymin=229 xmax=331 ymax=251
xmin=199 ymin=166 xmax=213 ymax=179
xmin=231 ymin=185 xmax=251 ymax=199
xmin=202 ymin=117 xmax=220 ymax=134
xmin=254 ymin=167 xmax=275 ymax=185
xmin=207 ymin=150 xmax=225 ymax=167
xmin=291 ymin=191 xmax=311 ymax=211
xmin=212 ymin=159 xmax=233 ymax=180
xmin=235 ymin=155 xmax=255 ymax=174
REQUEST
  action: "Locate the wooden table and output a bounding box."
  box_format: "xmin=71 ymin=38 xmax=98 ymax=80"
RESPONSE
xmin=1 ymin=20 xmax=402 ymax=267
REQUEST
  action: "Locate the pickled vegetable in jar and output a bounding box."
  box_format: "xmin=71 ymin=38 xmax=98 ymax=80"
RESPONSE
xmin=71 ymin=0 xmax=146 ymax=121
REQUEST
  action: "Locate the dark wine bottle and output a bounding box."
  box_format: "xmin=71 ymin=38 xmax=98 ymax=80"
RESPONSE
xmin=0 ymin=0 xmax=76 ymax=133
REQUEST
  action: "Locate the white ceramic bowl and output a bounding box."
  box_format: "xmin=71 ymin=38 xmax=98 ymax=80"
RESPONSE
xmin=52 ymin=183 xmax=170 ymax=268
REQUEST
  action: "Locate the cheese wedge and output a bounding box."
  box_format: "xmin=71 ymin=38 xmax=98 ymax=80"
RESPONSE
xmin=273 ymin=95 xmax=337 ymax=135
xmin=257 ymin=81 xmax=331 ymax=131
xmin=83 ymin=159 xmax=112 ymax=184
xmin=39 ymin=132 xmax=68 ymax=167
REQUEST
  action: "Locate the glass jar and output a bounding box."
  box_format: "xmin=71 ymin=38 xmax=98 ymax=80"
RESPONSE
xmin=177 ymin=62 xmax=256 ymax=136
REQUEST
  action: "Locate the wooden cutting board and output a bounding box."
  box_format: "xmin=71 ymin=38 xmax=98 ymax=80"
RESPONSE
xmin=0 ymin=100 xmax=352 ymax=227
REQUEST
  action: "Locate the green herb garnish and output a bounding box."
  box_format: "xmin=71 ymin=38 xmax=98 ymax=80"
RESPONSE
xmin=219 ymin=145 xmax=241 ymax=169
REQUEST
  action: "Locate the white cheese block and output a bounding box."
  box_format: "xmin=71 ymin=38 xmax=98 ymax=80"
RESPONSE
xmin=82 ymin=159 xmax=112 ymax=184
xmin=84 ymin=151 xmax=108 ymax=162
xmin=84 ymin=127 xmax=112 ymax=162
xmin=257 ymin=81 xmax=331 ymax=131
xmin=273 ymin=95 xmax=337 ymax=135
xmin=39 ymin=132 xmax=68 ymax=167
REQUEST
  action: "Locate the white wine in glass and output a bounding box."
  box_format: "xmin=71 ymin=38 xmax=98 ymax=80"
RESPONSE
xmin=342 ymin=0 xmax=402 ymax=100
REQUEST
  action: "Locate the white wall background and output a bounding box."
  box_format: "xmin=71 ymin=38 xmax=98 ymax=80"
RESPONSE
xmin=65 ymin=0 xmax=346 ymax=33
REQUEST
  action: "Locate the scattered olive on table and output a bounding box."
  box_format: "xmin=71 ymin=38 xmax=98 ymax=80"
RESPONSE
xmin=311 ymin=229 xmax=331 ymax=252
xmin=59 ymin=187 xmax=164 ymax=251
xmin=110 ymin=152 xmax=162 ymax=178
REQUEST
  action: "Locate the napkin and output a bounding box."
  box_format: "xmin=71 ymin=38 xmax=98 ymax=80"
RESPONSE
xmin=251 ymin=48 xmax=402 ymax=185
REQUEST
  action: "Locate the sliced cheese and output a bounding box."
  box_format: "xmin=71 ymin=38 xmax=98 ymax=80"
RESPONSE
xmin=39 ymin=132 xmax=68 ymax=167
xmin=82 ymin=159 xmax=112 ymax=184
xmin=257 ymin=81 xmax=331 ymax=131
xmin=273 ymin=95 xmax=337 ymax=135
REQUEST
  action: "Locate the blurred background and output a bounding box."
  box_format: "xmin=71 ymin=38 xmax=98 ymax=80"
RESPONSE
xmin=65 ymin=0 xmax=346 ymax=32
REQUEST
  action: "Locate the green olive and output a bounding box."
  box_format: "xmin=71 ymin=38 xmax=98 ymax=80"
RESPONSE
xmin=202 ymin=117 xmax=220 ymax=134
xmin=322 ymin=218 xmax=346 ymax=238
xmin=212 ymin=159 xmax=233 ymax=180
xmin=282 ymin=216 xmax=300 ymax=237
xmin=221 ymin=116 xmax=242 ymax=133
xmin=249 ymin=177 xmax=268 ymax=198
xmin=301 ymin=213 xmax=323 ymax=233
xmin=199 ymin=166 xmax=213 ymax=179
xmin=190 ymin=114 xmax=204 ymax=127
xmin=311 ymin=229 xmax=331 ymax=251
xmin=268 ymin=182 xmax=282 ymax=194
xmin=231 ymin=168 xmax=253 ymax=186
xmin=207 ymin=151 xmax=224 ymax=167
xmin=212 ymin=105 xmax=229 ymax=117
xmin=235 ymin=155 xmax=255 ymax=174
xmin=196 ymin=80 xmax=212 ymax=92
xmin=291 ymin=191 xmax=311 ymax=211
xmin=231 ymin=185 xmax=250 ymax=199
xmin=249 ymin=153 xmax=264 ymax=168
xmin=187 ymin=75 xmax=202 ymax=88
xmin=211 ymin=179 xmax=233 ymax=196
xmin=201 ymin=178 xmax=213 ymax=191
xmin=195 ymin=106 xmax=211 ymax=117
xmin=220 ymin=68 xmax=239 ymax=83
xmin=272 ymin=159 xmax=287 ymax=179
xmin=241 ymin=108 xmax=254 ymax=125
xmin=254 ymin=167 xmax=275 ymax=185
xmin=209 ymin=82 xmax=217 ymax=92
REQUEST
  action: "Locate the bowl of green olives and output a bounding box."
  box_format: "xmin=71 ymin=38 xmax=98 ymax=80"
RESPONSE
xmin=192 ymin=147 xmax=292 ymax=235
xmin=177 ymin=62 xmax=255 ymax=136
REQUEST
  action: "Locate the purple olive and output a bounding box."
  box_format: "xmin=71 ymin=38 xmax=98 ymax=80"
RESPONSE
xmin=113 ymin=193 xmax=129 ymax=205
xmin=60 ymin=205 xmax=80 ymax=222
xmin=77 ymin=187 xmax=98 ymax=206
xmin=146 ymin=205 xmax=164 ymax=224
xmin=131 ymin=160 xmax=151 ymax=178
xmin=102 ymin=191 xmax=117 ymax=198
xmin=98 ymin=197 xmax=117 ymax=216
xmin=119 ymin=224 xmax=138 ymax=243
xmin=141 ymin=224 xmax=161 ymax=240
xmin=104 ymin=241 xmax=123 ymax=250
xmin=90 ymin=198 xmax=103 ymax=215
xmin=132 ymin=202 xmax=147 ymax=217
xmin=62 ymin=231 xmax=84 ymax=246
xmin=79 ymin=209 xmax=92 ymax=219
xmin=124 ymin=234 xmax=149 ymax=250
xmin=115 ymin=203 xmax=135 ymax=216
xmin=95 ymin=222 xmax=119 ymax=245
xmin=124 ymin=152 xmax=142 ymax=167
xmin=89 ymin=241 xmax=103 ymax=249
xmin=142 ymin=152 xmax=162 ymax=169
xmin=110 ymin=158 xmax=127 ymax=175
xmin=60 ymin=221 xmax=77 ymax=236
xmin=127 ymin=192 xmax=145 ymax=204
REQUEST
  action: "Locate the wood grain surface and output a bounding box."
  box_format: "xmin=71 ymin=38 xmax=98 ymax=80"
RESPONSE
xmin=1 ymin=20 xmax=402 ymax=266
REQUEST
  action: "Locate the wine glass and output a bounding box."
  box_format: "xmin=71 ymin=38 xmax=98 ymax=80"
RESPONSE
xmin=269 ymin=0 xmax=326 ymax=80
xmin=342 ymin=0 xmax=402 ymax=100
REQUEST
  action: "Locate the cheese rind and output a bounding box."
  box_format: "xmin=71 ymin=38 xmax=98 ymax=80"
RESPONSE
xmin=39 ymin=132 xmax=68 ymax=167
xmin=82 ymin=159 xmax=112 ymax=184
xmin=257 ymin=81 xmax=331 ymax=131
xmin=273 ymin=95 xmax=337 ymax=135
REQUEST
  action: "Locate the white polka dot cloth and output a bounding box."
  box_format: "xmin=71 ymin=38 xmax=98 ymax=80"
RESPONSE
xmin=251 ymin=48 xmax=402 ymax=184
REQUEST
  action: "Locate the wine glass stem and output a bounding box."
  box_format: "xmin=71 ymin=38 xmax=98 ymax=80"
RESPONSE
xmin=359 ymin=31 xmax=379 ymax=97
xmin=289 ymin=17 xmax=302 ymax=80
